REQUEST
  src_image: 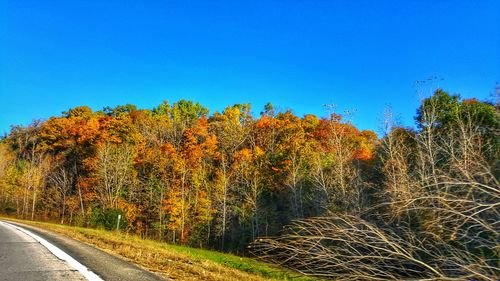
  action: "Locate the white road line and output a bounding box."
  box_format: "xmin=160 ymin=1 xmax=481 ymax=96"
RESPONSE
xmin=0 ymin=221 xmax=104 ymax=281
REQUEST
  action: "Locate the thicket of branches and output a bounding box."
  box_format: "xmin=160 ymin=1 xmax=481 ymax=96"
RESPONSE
xmin=250 ymin=89 xmax=499 ymax=280
xmin=0 ymin=88 xmax=498 ymax=280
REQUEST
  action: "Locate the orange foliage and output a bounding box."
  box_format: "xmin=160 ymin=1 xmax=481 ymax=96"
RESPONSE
xmin=5 ymin=101 xmax=380 ymax=248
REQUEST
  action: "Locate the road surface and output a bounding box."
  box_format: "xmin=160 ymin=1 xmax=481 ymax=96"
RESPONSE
xmin=0 ymin=221 xmax=87 ymax=280
xmin=0 ymin=220 xmax=165 ymax=281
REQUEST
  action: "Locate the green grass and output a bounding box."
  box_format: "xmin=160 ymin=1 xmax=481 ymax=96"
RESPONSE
xmin=1 ymin=217 xmax=318 ymax=281
xmin=163 ymin=243 xmax=308 ymax=280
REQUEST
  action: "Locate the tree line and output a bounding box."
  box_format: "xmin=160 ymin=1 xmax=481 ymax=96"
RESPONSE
xmin=0 ymin=100 xmax=376 ymax=249
xmin=0 ymin=89 xmax=498 ymax=279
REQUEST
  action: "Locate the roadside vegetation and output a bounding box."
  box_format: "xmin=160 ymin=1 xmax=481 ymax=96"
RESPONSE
xmin=1 ymin=217 xmax=317 ymax=281
xmin=0 ymin=83 xmax=498 ymax=279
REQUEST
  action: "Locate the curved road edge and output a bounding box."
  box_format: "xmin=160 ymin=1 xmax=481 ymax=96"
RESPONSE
xmin=0 ymin=220 xmax=166 ymax=281
xmin=0 ymin=221 xmax=103 ymax=281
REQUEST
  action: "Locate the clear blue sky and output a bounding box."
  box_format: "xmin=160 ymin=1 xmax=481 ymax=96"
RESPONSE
xmin=1 ymin=0 xmax=499 ymax=135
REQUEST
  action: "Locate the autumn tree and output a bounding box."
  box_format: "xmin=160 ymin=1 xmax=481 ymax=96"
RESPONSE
xmin=209 ymin=104 xmax=252 ymax=249
xmin=310 ymin=112 xmax=366 ymax=213
xmin=90 ymin=142 xmax=136 ymax=209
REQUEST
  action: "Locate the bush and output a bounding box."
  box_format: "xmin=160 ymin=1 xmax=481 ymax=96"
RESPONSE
xmin=88 ymin=208 xmax=128 ymax=230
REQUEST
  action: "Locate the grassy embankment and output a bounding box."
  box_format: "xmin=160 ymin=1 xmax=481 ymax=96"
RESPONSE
xmin=1 ymin=217 xmax=317 ymax=281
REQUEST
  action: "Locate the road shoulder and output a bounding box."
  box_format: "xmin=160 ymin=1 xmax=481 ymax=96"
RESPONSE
xmin=3 ymin=221 xmax=165 ymax=281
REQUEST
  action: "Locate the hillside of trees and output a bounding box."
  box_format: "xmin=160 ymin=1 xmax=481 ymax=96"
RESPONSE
xmin=0 ymin=89 xmax=498 ymax=280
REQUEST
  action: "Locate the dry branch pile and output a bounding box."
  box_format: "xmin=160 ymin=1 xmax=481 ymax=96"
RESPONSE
xmin=251 ymin=90 xmax=499 ymax=280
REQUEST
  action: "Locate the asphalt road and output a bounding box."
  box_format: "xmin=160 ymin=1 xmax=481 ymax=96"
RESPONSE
xmin=0 ymin=221 xmax=165 ymax=281
xmin=0 ymin=221 xmax=86 ymax=280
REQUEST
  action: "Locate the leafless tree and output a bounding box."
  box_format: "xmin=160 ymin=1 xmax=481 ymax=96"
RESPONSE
xmin=94 ymin=142 xmax=136 ymax=209
xmin=47 ymin=161 xmax=75 ymax=223
xmin=311 ymin=110 xmax=362 ymax=214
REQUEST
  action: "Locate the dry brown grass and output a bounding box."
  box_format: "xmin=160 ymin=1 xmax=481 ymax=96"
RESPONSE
xmin=5 ymin=218 xmax=315 ymax=281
